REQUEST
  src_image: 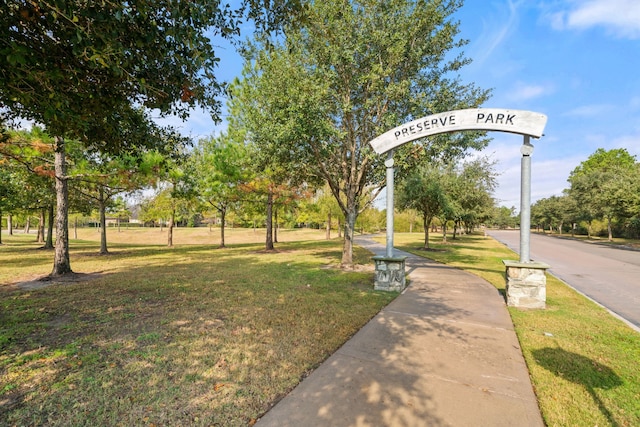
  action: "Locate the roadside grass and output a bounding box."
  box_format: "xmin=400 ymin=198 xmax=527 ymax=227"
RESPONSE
xmin=1 ymin=230 xmax=396 ymax=426
xmin=393 ymin=232 xmax=640 ymax=427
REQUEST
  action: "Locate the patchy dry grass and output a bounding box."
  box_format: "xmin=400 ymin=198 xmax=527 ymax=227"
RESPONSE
xmin=1 ymin=227 xmax=328 ymax=285
xmin=1 ymin=229 xmax=396 ymax=426
xmin=393 ymin=232 xmax=640 ymax=427
xmin=71 ymin=225 xmax=330 ymax=247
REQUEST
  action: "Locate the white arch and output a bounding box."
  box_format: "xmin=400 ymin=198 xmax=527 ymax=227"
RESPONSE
xmin=369 ymin=108 xmax=547 ymax=154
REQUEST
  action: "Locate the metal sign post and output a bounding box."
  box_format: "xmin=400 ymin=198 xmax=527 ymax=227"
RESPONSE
xmin=385 ymin=151 xmax=395 ymax=258
xmin=519 ymin=136 xmax=534 ymax=263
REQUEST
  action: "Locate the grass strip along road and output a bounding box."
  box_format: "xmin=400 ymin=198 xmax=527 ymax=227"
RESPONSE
xmin=1 ymin=228 xmax=639 ymax=426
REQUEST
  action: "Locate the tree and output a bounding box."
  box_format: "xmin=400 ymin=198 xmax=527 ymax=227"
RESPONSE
xmin=156 ymin=149 xmax=198 ymax=248
xmin=315 ymin=186 xmax=343 ymax=240
xmin=228 ymin=70 xmax=320 ymax=250
xmin=72 ymin=152 xmax=146 ymax=254
xmin=70 ymin=114 xmax=181 ymax=253
xmin=0 ymin=144 xmax=20 ymax=245
xmin=0 ymin=127 xmax=59 ymax=247
xmin=193 ymin=133 xmax=247 ymax=248
xmin=568 ymin=148 xmax=639 ymax=241
xmin=441 ymin=156 xmax=497 ymax=238
xmin=232 ymin=0 xmax=490 ymax=265
xmin=531 ymin=197 xmax=560 ymax=233
xmin=531 ymin=194 xmax=579 ymax=235
xmin=491 ymin=206 xmax=518 ymax=230
xmin=1 ymin=0 xmax=303 ymax=276
xmin=558 ymin=192 xmax=580 ymax=236
xmin=398 ymin=164 xmax=450 ymax=249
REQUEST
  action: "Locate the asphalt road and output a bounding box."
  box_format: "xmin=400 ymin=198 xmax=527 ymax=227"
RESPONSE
xmin=487 ymin=229 xmax=640 ymax=331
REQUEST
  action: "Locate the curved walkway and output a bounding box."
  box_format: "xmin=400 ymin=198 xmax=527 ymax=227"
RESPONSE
xmin=256 ymin=237 xmax=543 ymax=426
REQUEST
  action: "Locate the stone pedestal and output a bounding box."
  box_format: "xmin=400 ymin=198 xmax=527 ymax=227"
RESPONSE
xmin=503 ymin=260 xmax=550 ymax=309
xmin=372 ymin=256 xmax=407 ymax=292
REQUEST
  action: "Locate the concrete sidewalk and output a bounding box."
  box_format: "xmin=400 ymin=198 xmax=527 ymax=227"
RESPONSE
xmin=256 ymin=237 xmax=543 ymax=427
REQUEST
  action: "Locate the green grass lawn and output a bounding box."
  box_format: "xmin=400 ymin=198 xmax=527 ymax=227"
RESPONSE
xmin=392 ymin=232 xmax=640 ymax=427
xmin=1 ymin=230 xmax=396 ymax=426
xmin=2 ymin=228 xmax=639 ymax=426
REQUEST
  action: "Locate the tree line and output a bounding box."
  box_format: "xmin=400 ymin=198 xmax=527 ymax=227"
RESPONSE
xmin=0 ymin=124 xmax=499 ymax=250
xmin=2 ymin=0 xmax=499 ymax=276
xmin=531 ymin=148 xmax=640 ymax=240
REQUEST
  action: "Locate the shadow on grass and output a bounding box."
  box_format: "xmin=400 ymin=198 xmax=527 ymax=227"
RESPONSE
xmin=532 ymin=347 xmax=623 ymax=426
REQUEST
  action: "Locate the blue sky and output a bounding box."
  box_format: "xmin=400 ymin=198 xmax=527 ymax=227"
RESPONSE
xmin=165 ymin=0 xmax=640 ymax=209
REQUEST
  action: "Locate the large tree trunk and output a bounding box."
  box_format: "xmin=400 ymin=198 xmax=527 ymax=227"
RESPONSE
xmin=607 ymin=216 xmax=613 ymax=242
xmin=7 ymin=214 xmax=12 ymax=235
xmin=341 ymin=208 xmax=357 ymax=266
xmin=442 ymin=221 xmax=447 ymax=243
xmin=265 ymin=190 xmax=274 ymax=250
xmin=219 ymin=206 xmax=226 ymax=248
xmin=44 ymin=205 xmax=54 ymax=249
xmin=422 ymin=214 xmax=431 ymax=249
xmin=99 ymin=188 xmax=109 ymax=254
xmin=24 ymin=216 xmax=30 ymax=234
xmin=37 ymin=209 xmax=45 ymax=243
xmin=168 ymin=207 xmax=175 ymax=247
xmin=51 ymin=136 xmax=72 ymax=276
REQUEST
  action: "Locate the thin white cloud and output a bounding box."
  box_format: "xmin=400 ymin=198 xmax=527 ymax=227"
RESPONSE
xmin=564 ymin=104 xmax=615 ymax=117
xmin=607 ymin=134 xmax=640 ymax=157
xmin=553 ymin=0 xmax=640 ymax=39
xmin=493 ymin=156 xmax=579 ymax=207
xmin=480 ymin=136 xmax=579 ymax=207
xmin=533 ymin=157 xmax=579 ymax=194
xmin=506 ymin=82 xmax=554 ymax=102
xmin=470 ymin=0 xmax=521 ymax=66
xmin=477 ymin=137 xmax=528 ymax=207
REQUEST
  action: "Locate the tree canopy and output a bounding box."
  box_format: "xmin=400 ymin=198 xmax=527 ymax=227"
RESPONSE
xmin=1 ymin=0 xmax=304 ymax=134
xmin=192 ymin=132 xmax=247 ymax=247
xmin=568 ymin=148 xmax=640 ymax=241
xmin=398 ymin=163 xmax=450 ymax=249
xmin=1 ymin=0 xmax=303 ymax=275
xmin=231 ymin=0 xmax=491 ymax=265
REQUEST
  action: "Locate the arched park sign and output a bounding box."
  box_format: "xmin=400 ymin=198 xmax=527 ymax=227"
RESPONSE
xmin=369 ymin=108 xmax=547 ymax=155
xmin=369 ymin=108 xmax=550 ymax=309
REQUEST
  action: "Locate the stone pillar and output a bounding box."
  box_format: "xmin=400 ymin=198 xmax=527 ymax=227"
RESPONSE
xmin=503 ymin=260 xmax=550 ymax=309
xmin=372 ymin=256 xmax=407 ymax=292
